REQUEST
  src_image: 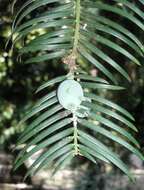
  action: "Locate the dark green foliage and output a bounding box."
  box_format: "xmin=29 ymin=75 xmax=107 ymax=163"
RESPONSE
xmin=8 ymin=0 xmax=144 ymax=180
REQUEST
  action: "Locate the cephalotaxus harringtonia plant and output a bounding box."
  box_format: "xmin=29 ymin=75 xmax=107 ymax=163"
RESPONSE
xmin=10 ymin=0 xmax=144 ymax=180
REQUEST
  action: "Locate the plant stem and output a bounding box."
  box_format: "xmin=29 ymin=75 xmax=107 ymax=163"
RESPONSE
xmin=62 ymin=0 xmax=81 ymax=73
xmin=73 ymin=114 xmax=79 ymax=155
xmin=73 ymin=0 xmax=81 ymax=54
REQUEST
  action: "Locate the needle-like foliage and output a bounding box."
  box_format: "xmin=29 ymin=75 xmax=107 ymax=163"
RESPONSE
xmin=11 ymin=0 xmax=144 ymax=180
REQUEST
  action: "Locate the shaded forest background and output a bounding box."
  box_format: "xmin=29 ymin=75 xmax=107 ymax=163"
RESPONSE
xmin=0 ymin=0 xmax=144 ymax=189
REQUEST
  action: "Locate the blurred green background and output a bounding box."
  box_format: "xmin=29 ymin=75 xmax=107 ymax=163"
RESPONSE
xmin=0 ymin=0 xmax=144 ymax=189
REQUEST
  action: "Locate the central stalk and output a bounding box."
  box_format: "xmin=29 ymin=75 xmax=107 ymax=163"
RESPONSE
xmin=73 ymin=0 xmax=81 ymax=54
xmin=73 ymin=114 xmax=79 ymax=155
xmin=63 ymin=0 xmax=81 ymax=73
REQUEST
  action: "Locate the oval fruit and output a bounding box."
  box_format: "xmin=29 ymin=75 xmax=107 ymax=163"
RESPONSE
xmin=57 ymin=79 xmax=84 ymax=112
